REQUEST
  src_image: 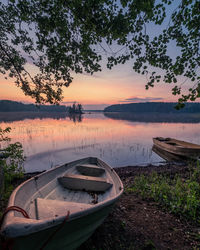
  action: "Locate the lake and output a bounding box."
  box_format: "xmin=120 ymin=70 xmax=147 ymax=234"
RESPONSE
xmin=0 ymin=112 xmax=200 ymax=172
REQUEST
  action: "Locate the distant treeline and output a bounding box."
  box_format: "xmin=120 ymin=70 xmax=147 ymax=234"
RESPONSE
xmin=104 ymin=102 xmax=200 ymax=113
xmin=0 ymin=100 xmax=67 ymax=112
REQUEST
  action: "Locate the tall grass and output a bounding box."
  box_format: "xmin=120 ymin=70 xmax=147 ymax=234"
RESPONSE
xmin=127 ymin=162 xmax=200 ymax=222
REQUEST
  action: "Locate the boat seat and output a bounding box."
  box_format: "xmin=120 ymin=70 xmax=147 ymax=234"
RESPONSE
xmin=76 ymin=164 xmax=105 ymax=177
xmin=35 ymin=198 xmax=93 ymax=220
xmin=58 ymin=174 xmax=112 ymax=192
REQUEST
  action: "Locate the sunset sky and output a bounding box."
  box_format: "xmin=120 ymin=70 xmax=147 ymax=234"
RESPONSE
xmin=0 ymin=0 xmax=196 ymax=110
xmin=0 ymin=59 xmax=192 ymax=110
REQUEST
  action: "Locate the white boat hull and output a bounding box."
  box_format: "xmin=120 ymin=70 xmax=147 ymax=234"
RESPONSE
xmin=12 ymin=203 xmax=114 ymax=250
xmin=0 ymin=157 xmax=123 ymax=250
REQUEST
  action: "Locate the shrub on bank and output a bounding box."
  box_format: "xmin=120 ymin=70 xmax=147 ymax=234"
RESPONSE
xmin=127 ymin=162 xmax=200 ymax=222
xmin=0 ymin=127 xmax=25 ymax=213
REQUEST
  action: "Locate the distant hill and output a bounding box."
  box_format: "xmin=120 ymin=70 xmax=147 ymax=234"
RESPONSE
xmin=104 ymin=102 xmax=200 ymax=113
xmin=0 ymin=100 xmax=67 ymax=112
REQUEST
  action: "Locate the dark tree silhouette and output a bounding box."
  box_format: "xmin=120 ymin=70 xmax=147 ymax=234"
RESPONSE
xmin=68 ymin=103 xmax=83 ymax=114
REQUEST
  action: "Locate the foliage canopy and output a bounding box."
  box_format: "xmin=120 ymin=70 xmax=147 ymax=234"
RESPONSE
xmin=0 ymin=0 xmax=199 ymax=106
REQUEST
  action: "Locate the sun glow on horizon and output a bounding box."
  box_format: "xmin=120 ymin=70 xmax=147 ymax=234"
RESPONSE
xmin=0 ymin=62 xmax=189 ymax=109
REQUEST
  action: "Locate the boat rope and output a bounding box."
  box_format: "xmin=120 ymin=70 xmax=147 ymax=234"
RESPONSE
xmin=0 ymin=206 xmax=30 ymax=250
xmin=40 ymin=211 xmax=70 ymax=250
xmin=0 ymin=206 xmax=30 ymax=228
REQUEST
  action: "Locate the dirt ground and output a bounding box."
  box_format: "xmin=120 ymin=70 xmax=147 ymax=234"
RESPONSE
xmin=78 ymin=163 xmax=200 ymax=250
xmin=1 ymin=164 xmax=200 ymax=249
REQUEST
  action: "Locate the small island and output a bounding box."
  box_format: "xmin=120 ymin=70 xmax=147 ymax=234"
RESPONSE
xmin=68 ymin=103 xmax=83 ymax=114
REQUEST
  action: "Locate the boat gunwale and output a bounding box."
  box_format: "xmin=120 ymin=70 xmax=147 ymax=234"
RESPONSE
xmin=153 ymin=137 xmax=200 ymax=156
xmin=153 ymin=137 xmax=200 ymax=149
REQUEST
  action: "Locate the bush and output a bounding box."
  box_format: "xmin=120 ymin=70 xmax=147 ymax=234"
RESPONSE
xmin=127 ymin=162 xmax=200 ymax=223
xmin=0 ymin=127 xmax=25 ymax=198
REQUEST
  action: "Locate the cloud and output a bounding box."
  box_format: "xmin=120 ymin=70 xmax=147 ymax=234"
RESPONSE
xmin=120 ymin=96 xmax=164 ymax=103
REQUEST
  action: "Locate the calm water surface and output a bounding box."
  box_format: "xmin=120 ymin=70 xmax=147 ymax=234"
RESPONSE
xmin=0 ymin=112 xmax=200 ymax=172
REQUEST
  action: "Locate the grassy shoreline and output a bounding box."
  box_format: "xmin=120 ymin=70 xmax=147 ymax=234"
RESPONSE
xmin=1 ymin=163 xmax=200 ymax=249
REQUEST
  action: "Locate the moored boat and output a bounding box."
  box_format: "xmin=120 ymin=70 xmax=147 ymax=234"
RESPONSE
xmin=152 ymin=145 xmax=188 ymax=162
xmin=153 ymin=137 xmax=200 ymax=158
xmin=0 ymin=157 xmax=123 ymax=250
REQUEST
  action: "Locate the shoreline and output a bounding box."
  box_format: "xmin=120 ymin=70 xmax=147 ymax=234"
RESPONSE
xmin=1 ymin=162 xmax=200 ymax=249
xmin=3 ymin=162 xmax=184 ymax=183
xmin=79 ymin=162 xmax=199 ymax=249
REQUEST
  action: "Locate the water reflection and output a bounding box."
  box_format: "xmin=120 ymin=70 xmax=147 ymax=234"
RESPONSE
xmin=104 ymin=112 xmax=200 ymax=123
xmin=0 ymin=111 xmax=83 ymax=124
xmin=0 ymin=112 xmax=69 ymax=122
xmin=0 ymin=112 xmax=200 ymax=172
xmin=68 ymin=113 xmax=83 ymax=123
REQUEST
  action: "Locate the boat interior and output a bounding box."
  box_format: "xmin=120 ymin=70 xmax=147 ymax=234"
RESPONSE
xmin=13 ymin=159 xmax=118 ymax=221
xmin=156 ymin=137 xmax=200 ymax=148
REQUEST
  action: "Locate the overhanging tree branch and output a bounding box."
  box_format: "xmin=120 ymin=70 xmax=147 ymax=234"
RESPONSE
xmin=0 ymin=0 xmax=199 ymax=106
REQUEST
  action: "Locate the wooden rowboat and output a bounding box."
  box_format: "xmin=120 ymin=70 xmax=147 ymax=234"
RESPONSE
xmin=153 ymin=137 xmax=200 ymax=157
xmin=152 ymin=145 xmax=188 ymax=162
xmin=0 ymin=157 xmax=123 ymax=250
